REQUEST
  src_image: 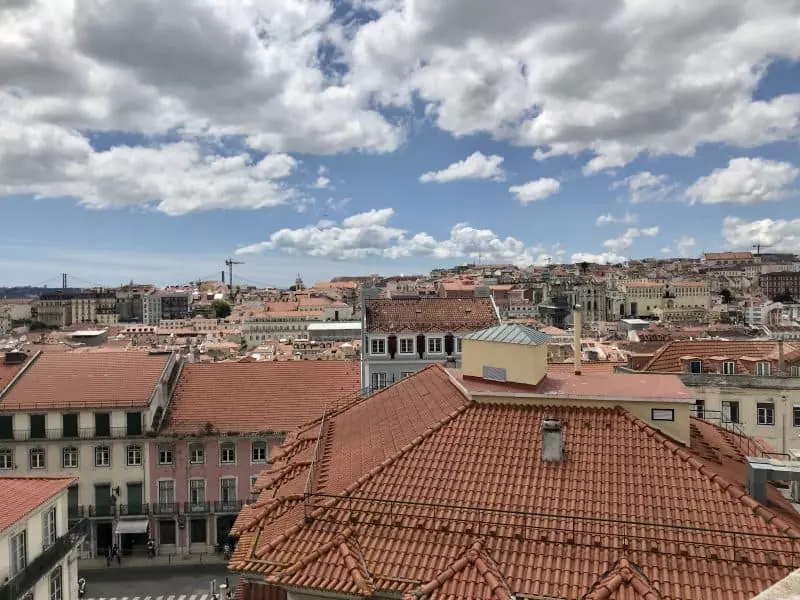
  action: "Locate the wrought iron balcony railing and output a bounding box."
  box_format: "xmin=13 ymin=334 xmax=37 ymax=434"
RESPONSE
xmin=1 ymin=426 xmax=145 ymax=441
xmin=184 ymin=501 xmax=211 ymax=514
xmin=119 ymin=504 xmax=149 ymax=517
xmin=213 ymin=500 xmax=244 ymax=513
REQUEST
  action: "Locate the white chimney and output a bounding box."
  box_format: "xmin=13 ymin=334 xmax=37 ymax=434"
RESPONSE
xmin=573 ymin=304 xmax=582 ymax=376
xmin=542 ymin=419 xmax=564 ymax=462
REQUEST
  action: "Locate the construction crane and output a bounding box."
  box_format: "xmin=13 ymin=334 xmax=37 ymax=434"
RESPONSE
xmin=752 ymin=243 xmax=773 ymax=256
xmin=225 ymin=258 xmax=244 ymax=300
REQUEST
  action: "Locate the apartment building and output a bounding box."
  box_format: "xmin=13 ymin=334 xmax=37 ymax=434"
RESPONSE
xmin=703 ymin=251 xmax=755 ymax=266
xmin=0 ymin=350 xmax=182 ymax=557
xmin=620 ymin=280 xmax=711 ymax=318
xmin=148 ymin=361 xmax=360 ymax=554
xmin=142 ymin=291 xmax=191 ymax=325
xmin=242 ymin=310 xmax=324 ymax=346
xmin=761 ymin=271 xmax=800 ymax=300
xmin=363 ymin=296 xmax=500 ymax=387
xmin=70 ymin=291 xmax=118 ymax=326
xmin=34 ymin=293 xmax=74 ymax=328
xmin=0 ymin=477 xmax=86 ymax=600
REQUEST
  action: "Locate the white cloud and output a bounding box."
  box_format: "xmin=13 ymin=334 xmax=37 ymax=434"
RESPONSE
xmin=721 ymin=216 xmax=800 ymax=253
xmin=686 ymin=157 xmax=799 ymax=205
xmin=571 ymin=252 xmax=627 ymax=265
xmin=660 ymin=247 xmax=672 ymax=254
xmin=612 ymin=172 xmax=676 ymax=204
xmin=310 ymin=166 xmax=333 ymax=189
xmin=509 ymin=178 xmax=560 ymax=204
xmin=326 ymin=197 xmax=351 ymax=211
xmin=596 ymin=212 xmax=637 ymax=226
xmin=675 ymin=235 xmax=697 ymax=257
xmin=602 ymin=226 xmax=659 ymax=251
xmin=419 ymin=151 xmax=505 ymax=183
xmin=236 ymin=208 xmax=540 ymax=264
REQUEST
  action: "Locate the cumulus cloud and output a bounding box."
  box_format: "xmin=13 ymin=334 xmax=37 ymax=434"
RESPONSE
xmin=722 ymin=216 xmax=800 ymax=253
xmin=571 ymin=252 xmax=627 ymax=265
xmin=612 ymin=172 xmax=676 ymax=204
xmin=509 ymin=178 xmax=560 ymax=204
xmin=675 ymin=235 xmax=697 ymax=257
xmin=596 ymin=212 xmax=637 ymax=226
xmin=602 ymin=226 xmax=660 ymax=252
xmin=686 ymin=157 xmax=799 ymax=205
xmin=236 ymin=208 xmax=540 ymax=264
xmin=419 ymin=151 xmax=505 ymax=183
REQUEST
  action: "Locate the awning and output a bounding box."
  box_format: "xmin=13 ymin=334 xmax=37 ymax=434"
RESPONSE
xmin=115 ymin=519 xmax=149 ymax=535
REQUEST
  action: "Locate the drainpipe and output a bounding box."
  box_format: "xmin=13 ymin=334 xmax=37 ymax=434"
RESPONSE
xmin=778 ymin=339 xmax=785 ymax=377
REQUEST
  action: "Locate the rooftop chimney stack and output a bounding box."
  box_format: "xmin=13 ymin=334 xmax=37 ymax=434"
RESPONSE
xmin=542 ymin=419 xmax=564 ymax=462
xmin=573 ymin=304 xmax=582 ymax=375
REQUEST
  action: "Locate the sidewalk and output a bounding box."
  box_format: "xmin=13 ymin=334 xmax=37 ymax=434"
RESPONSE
xmin=79 ymin=552 xmax=228 ymax=571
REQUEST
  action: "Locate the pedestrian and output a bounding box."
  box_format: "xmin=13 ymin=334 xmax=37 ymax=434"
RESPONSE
xmin=105 ymin=547 xmax=111 ymax=567
xmin=113 ymin=544 xmax=121 ymax=565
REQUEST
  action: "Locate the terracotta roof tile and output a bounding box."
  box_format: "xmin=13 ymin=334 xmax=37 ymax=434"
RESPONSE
xmin=366 ymin=297 xmax=499 ymax=333
xmin=234 ymin=370 xmax=800 ymax=600
xmin=1 ymin=351 xmax=170 ymax=410
xmin=641 ymin=340 xmax=796 ymax=373
xmin=0 ymin=477 xmax=77 ymax=531
xmin=163 ymin=361 xmax=360 ymax=434
xmin=0 ymin=352 xmax=34 ymax=393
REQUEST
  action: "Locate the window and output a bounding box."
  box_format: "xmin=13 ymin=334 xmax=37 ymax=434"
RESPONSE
xmin=793 ymin=407 xmax=800 ymax=428
xmin=793 ymin=365 xmax=800 ymax=377
xmin=0 ymin=415 xmax=12 ymax=440
xmin=190 ymin=518 xmax=207 ymax=543
xmin=158 ymin=445 xmax=174 ymax=465
xmin=456 ymin=337 xmax=463 ymax=353
xmin=251 ymin=441 xmax=267 ymax=463
xmin=157 ymin=480 xmax=175 ymax=507
xmin=49 ymin=565 xmax=62 ymax=600
xmin=94 ymin=412 xmax=111 ymax=437
xmin=189 ymin=444 xmax=205 ymax=464
xmin=0 ymin=448 xmax=12 ymax=470
xmin=10 ymin=530 xmax=27 ymax=576
xmin=221 ymin=477 xmax=237 ymax=503
xmin=370 ymin=372 xmax=387 ymax=389
xmin=30 ymin=447 xmax=46 ymax=469
xmin=756 ymin=361 xmax=772 ymax=376
xmin=688 ymin=360 xmax=702 ymax=374
xmin=29 ymin=414 xmax=46 ymax=439
xmin=399 ymin=338 xmax=414 ymax=354
xmin=427 ymin=337 xmax=443 ymax=354
xmin=370 ymin=337 xmax=386 ymax=355
xmin=126 ymin=412 xmax=143 ymax=436
xmin=220 ymin=443 xmax=236 ymax=464
xmin=722 ymin=401 xmax=740 ymax=424
xmin=62 ymin=447 xmax=78 ymax=468
xmin=94 ymin=445 xmax=111 ymax=467
xmin=127 ymin=445 xmax=142 ymax=466
xmin=757 ymin=402 xmax=775 ymax=426
xmin=694 ymin=399 xmax=705 ymax=419
xmin=42 ymin=506 xmax=56 ymax=548
xmin=723 ymin=361 xmax=736 ymax=375
xmin=189 ymin=479 xmax=206 ymax=506
xmin=651 ymin=408 xmax=675 ymax=421
xmin=62 ymin=413 xmax=79 ymax=438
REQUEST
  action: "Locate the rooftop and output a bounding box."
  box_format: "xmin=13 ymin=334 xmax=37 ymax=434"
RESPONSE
xmin=232 ymin=366 xmax=800 ymax=600
xmin=640 ymin=340 xmax=799 ymax=373
xmin=0 ymin=477 xmax=77 ymax=532
xmin=0 ymin=351 xmax=171 ymax=410
xmin=704 ymin=251 xmax=754 ymax=260
xmin=162 ymin=361 xmax=361 ymax=435
xmin=464 ymin=323 xmax=551 ymax=346
xmin=366 ymin=297 xmax=499 ymax=333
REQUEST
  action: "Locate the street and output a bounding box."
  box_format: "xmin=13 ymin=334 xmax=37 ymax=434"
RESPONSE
xmin=79 ymin=564 xmax=240 ymax=600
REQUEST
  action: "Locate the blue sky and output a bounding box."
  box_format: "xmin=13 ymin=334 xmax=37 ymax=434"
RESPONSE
xmin=1 ymin=0 xmax=799 ymax=287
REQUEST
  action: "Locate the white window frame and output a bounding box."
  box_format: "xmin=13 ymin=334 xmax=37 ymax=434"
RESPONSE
xmin=30 ymin=447 xmax=46 ymax=469
xmin=251 ymin=441 xmax=267 ymax=464
xmin=456 ymin=337 xmax=463 ymax=353
xmin=427 ymin=336 xmax=443 ymax=354
xmin=757 ymin=403 xmax=775 ymax=426
xmin=398 ymin=337 xmax=415 ymax=354
xmin=188 ymin=478 xmax=206 ymax=506
xmin=42 ymin=506 xmax=56 ymax=548
xmin=722 ymin=361 xmax=735 ymax=375
xmin=189 ymin=444 xmax=205 ymax=464
xmin=370 ymin=372 xmax=387 ymax=389
xmin=10 ymin=529 xmax=27 ymax=576
xmin=157 ymin=479 xmax=175 ymax=507
xmin=220 ymin=477 xmax=237 ymax=504
xmin=756 ymin=361 xmax=772 ymax=376
xmin=126 ymin=445 xmax=142 ymax=467
xmin=94 ymin=445 xmax=111 ymax=467
xmin=158 ymin=445 xmax=173 ymax=465
xmin=369 ymin=337 xmax=387 ymax=355
xmin=62 ymin=447 xmax=78 ymax=469
xmin=49 ymin=564 xmax=62 ymax=600
xmin=793 ymin=365 xmax=800 ymax=377
xmin=220 ymin=443 xmax=236 ymax=465
xmin=688 ymin=360 xmax=702 ymax=374
xmin=0 ymin=447 xmax=13 ymax=470
xmin=793 ymin=406 xmax=800 ymax=428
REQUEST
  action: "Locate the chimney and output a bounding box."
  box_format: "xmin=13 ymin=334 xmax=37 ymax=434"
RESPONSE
xmin=778 ymin=338 xmax=785 ymax=376
xmin=542 ymin=419 xmax=564 ymax=462
xmin=573 ymin=304 xmax=582 ymax=375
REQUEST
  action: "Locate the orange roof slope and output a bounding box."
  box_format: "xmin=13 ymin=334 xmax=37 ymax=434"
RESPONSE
xmin=1 ymin=351 xmax=170 ymax=410
xmin=162 ymin=361 xmax=361 ymax=434
xmin=641 ymin=340 xmax=781 ymax=373
xmin=366 ymin=297 xmax=499 ymax=332
xmin=0 ymin=352 xmax=34 ymax=392
xmin=234 ymin=385 xmax=800 ymax=599
xmin=0 ymin=477 xmax=77 ymax=532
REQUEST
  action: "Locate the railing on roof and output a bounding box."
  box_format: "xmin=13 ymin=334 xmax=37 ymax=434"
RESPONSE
xmin=690 ymin=408 xmax=778 ymax=458
xmin=303 ymin=492 xmax=800 ymax=569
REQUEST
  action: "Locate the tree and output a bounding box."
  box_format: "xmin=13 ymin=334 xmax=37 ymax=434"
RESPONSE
xmin=212 ymin=299 xmax=232 ymax=319
xmin=719 ymin=288 xmax=733 ymax=304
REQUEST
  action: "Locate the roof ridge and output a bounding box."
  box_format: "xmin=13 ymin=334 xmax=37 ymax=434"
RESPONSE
xmin=640 ymin=340 xmax=675 ymax=372
xmin=619 ymin=409 xmax=800 ymax=538
xmin=231 ymin=493 xmax=305 ymax=538
xmin=583 ymin=557 xmax=661 ymax=599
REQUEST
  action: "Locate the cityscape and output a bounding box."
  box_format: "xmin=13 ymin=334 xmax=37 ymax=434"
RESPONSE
xmin=2 ymin=0 xmax=800 ymax=600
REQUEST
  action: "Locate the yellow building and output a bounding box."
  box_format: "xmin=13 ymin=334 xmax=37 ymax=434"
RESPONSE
xmin=621 ymin=280 xmax=711 ymax=318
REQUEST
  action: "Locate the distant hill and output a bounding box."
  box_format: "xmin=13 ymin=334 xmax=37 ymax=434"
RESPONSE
xmin=0 ymin=287 xmax=81 ymax=299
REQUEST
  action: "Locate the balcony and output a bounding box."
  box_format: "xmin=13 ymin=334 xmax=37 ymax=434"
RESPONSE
xmin=152 ymin=502 xmax=179 ymax=515
xmin=89 ymin=505 xmax=115 ymax=518
xmin=1 ymin=427 xmax=146 ymax=442
xmin=214 ymin=500 xmax=244 ymax=513
xmin=0 ymin=518 xmax=88 ymax=600
xmin=119 ymin=504 xmax=150 ymax=517
xmin=184 ymin=501 xmax=211 ymax=514
xmin=68 ymin=505 xmax=85 ymax=520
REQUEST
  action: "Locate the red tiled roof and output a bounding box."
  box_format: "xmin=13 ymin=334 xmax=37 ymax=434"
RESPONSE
xmin=1 ymin=351 xmax=170 ymax=410
xmin=0 ymin=477 xmax=77 ymax=532
xmin=640 ymin=340 xmax=792 ymax=373
xmin=233 ymin=367 xmax=800 ymax=600
xmin=0 ymin=352 xmax=34 ymax=392
xmin=546 ymin=361 xmax=627 ymax=375
xmin=162 ymin=361 xmax=361 ymax=435
xmin=704 ymin=252 xmax=753 ymax=260
xmin=366 ymin=297 xmax=499 ymax=332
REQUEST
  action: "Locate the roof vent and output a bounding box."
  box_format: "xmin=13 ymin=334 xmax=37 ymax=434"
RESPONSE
xmin=542 ymin=419 xmax=564 ymax=463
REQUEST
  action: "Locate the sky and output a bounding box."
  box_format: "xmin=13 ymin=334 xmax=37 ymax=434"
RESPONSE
xmin=1 ymin=0 xmax=799 ymax=288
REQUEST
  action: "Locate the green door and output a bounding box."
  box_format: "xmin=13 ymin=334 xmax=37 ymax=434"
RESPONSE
xmin=127 ymin=483 xmax=143 ymax=515
xmin=95 ymin=484 xmax=111 ymax=517
xmin=68 ymin=485 xmax=79 ymax=519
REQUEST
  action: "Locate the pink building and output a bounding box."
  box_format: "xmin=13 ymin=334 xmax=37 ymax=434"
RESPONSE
xmin=146 ymin=360 xmax=360 ymax=554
